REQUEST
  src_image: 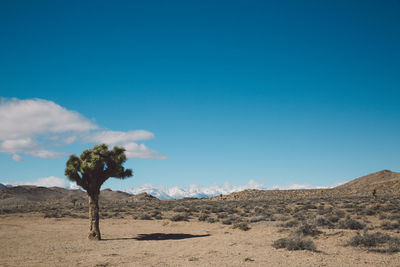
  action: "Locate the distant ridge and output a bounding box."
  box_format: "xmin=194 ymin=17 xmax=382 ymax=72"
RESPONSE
xmin=1 ymin=170 xmax=399 ymax=206
xmin=0 ymin=186 xmax=158 ymax=207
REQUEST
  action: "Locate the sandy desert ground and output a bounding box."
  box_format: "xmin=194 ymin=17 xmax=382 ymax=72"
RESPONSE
xmin=1 ymin=213 xmax=399 ymax=267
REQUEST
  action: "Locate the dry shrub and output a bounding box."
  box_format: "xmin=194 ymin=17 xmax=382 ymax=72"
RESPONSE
xmin=295 ymin=222 xmax=322 ymax=237
xmin=281 ymin=219 xmax=299 ymax=228
xmin=138 ymin=213 xmax=152 ymax=220
xmin=207 ymin=217 xmax=217 ymax=223
xmin=273 ymin=234 xmax=316 ymax=251
xmin=315 ymin=216 xmax=335 ymax=228
xmin=221 ymin=218 xmax=234 ymax=225
xmin=198 ymin=213 xmax=209 ymax=221
xmin=337 ymin=217 xmax=365 ymax=230
xmin=170 ymin=213 xmax=189 ymax=222
xmin=380 ymin=220 xmax=400 ymax=230
xmin=232 ymin=222 xmax=250 ymax=231
xmin=248 ymin=216 xmax=267 ymax=223
xmin=173 ymin=206 xmax=187 ymax=212
xmin=348 ymin=231 xmax=400 ymax=253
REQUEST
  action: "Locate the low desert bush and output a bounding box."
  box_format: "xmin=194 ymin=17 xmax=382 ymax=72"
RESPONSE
xmin=379 ymin=213 xmax=388 ymax=220
xmin=217 ymin=213 xmax=228 ymax=219
xmin=389 ymin=213 xmax=400 ymax=221
xmin=101 ymin=212 xmax=112 ymax=218
xmin=349 ymin=231 xmax=391 ymax=247
xmin=232 ymin=222 xmax=250 ymax=231
xmin=326 ymin=214 xmax=340 ymax=223
xmin=253 ymin=206 xmax=265 ymax=215
xmin=295 ymin=223 xmax=322 ymax=237
xmin=221 ymin=218 xmax=234 ymax=225
xmin=292 ymin=211 xmax=306 ymax=221
xmin=274 ymin=214 xmax=290 ymax=222
xmin=317 ymin=205 xmax=332 ymax=215
xmin=334 ymin=209 xmax=346 ymax=218
xmin=364 ymin=208 xmax=377 ymax=216
xmin=348 ymin=231 xmax=400 ymax=253
xmin=302 ymin=203 xmax=318 ymax=210
xmin=207 ymin=217 xmax=217 ymax=223
xmin=173 ymin=206 xmax=188 ymax=212
xmin=170 ymin=213 xmax=189 ymax=222
xmin=44 ymin=210 xmax=72 ymax=218
xmin=198 ymin=213 xmax=209 ymax=221
xmin=315 ymin=216 xmax=335 ymax=228
xmin=43 ymin=211 xmax=62 ymax=218
xmin=153 ymin=214 xmax=163 ymax=220
xmin=281 ymin=219 xmax=299 ymax=228
xmin=273 ymin=234 xmax=316 ymax=251
xmin=138 ymin=213 xmax=152 ymax=220
xmin=248 ymin=216 xmax=267 ymax=223
xmin=211 ymin=206 xmax=224 ymax=213
xmin=337 ymin=217 xmax=365 ymax=230
xmin=380 ymin=220 xmax=400 ymax=230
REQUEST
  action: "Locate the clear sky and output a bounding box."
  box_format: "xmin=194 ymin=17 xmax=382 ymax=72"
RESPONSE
xmin=1 ymin=0 xmax=399 ymax=192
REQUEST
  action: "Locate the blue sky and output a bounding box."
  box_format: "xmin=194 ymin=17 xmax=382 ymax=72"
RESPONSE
xmin=1 ymin=0 xmax=399 ymax=193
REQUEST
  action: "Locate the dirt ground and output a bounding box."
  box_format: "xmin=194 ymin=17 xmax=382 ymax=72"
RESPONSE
xmin=1 ymin=214 xmax=399 ymax=267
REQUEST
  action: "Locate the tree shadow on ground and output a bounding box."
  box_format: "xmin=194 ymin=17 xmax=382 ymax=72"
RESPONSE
xmin=102 ymin=233 xmax=210 ymax=241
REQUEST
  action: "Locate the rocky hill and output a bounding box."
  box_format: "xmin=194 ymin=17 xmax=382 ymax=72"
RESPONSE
xmin=212 ymin=170 xmax=400 ymax=201
xmin=334 ymin=170 xmax=400 ymax=195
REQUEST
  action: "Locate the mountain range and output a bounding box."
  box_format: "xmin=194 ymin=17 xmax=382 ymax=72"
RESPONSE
xmin=1 ymin=170 xmax=399 ymax=203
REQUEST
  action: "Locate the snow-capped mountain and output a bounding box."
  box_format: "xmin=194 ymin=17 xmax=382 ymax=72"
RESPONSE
xmin=127 ymin=180 xmax=265 ymax=200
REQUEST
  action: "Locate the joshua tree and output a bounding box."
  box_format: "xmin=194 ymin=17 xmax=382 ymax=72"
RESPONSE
xmin=372 ymin=189 xmax=377 ymax=200
xmin=65 ymin=144 xmax=132 ymax=240
xmin=71 ymin=197 xmax=79 ymax=207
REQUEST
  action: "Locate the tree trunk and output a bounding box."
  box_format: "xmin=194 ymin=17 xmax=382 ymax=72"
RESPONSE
xmin=88 ymin=193 xmax=101 ymax=240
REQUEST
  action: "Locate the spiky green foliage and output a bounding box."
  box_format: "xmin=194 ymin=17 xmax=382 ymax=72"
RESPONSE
xmin=65 ymin=144 xmax=133 ymax=192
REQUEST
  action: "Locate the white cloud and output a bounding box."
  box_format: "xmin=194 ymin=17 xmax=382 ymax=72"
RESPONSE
xmin=26 ymin=149 xmax=65 ymax=159
xmin=0 ymin=137 xmax=63 ymax=159
xmin=62 ymin=136 xmax=77 ymax=145
xmin=87 ymin=130 xmax=167 ymax=159
xmin=0 ymin=98 xmax=165 ymax=161
xmin=12 ymin=154 xmax=23 ymax=161
xmin=88 ymin=130 xmax=154 ymax=144
xmin=0 ymin=98 xmax=97 ymax=160
xmin=0 ymin=98 xmax=97 ymax=140
xmin=124 ymin=142 xmax=167 ymax=159
xmin=1 ymin=138 xmax=37 ymax=150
